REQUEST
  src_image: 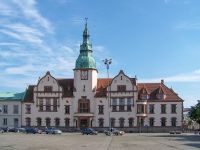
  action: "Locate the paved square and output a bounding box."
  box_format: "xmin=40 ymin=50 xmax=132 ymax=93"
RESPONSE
xmin=0 ymin=133 xmax=199 ymax=150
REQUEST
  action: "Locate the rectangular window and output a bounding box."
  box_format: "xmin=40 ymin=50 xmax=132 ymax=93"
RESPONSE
xmin=14 ymin=118 xmax=19 ymax=127
xmin=25 ymin=104 xmax=31 ymax=114
xmin=127 ymin=105 xmax=132 ymax=111
xmin=127 ymin=98 xmax=132 ymax=111
xmin=79 ymin=101 xmax=89 ymax=113
xmin=127 ymin=98 xmax=132 ymax=105
xmin=117 ymin=85 xmax=126 ymax=92
xmin=119 ymin=98 xmax=125 ymax=105
xmin=161 ymin=104 xmax=166 ymax=114
xmin=171 ymin=104 xmax=177 ymax=114
xmin=44 ymin=86 xmax=52 ymax=92
xmin=65 ymin=105 xmax=70 ymax=114
xmin=98 ymin=105 xmax=104 ymax=114
xmin=119 ymin=105 xmax=125 ymax=111
xmin=53 ymin=99 xmax=57 ymax=111
xmin=112 ymin=98 xmax=117 ymax=105
xmin=13 ymin=105 xmax=19 ymax=114
xmin=161 ymin=118 xmax=166 ymax=126
xmin=3 ymin=118 xmax=7 ymax=125
xmin=149 ymin=104 xmax=154 ymax=114
xmin=112 ymin=106 xmax=117 ymax=112
xmin=46 ymin=99 xmax=51 ymax=111
xmin=171 ymin=118 xmax=177 ymax=126
xmin=149 ymin=118 xmax=154 ymax=127
xmin=39 ymin=99 xmax=43 ymax=111
xmin=137 ymin=104 xmax=145 ymax=114
xmin=3 ymin=105 xmax=8 ymax=114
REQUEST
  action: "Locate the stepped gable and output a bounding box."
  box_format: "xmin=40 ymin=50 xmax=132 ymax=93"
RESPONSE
xmin=57 ymin=79 xmax=74 ymax=97
xmin=23 ymin=85 xmax=34 ymax=103
xmin=137 ymin=83 xmax=183 ymax=101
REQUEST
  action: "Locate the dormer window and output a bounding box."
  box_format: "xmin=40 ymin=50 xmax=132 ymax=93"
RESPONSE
xmin=44 ymin=86 xmax=52 ymax=92
xmin=140 ymin=94 xmax=149 ymax=100
xmin=156 ymin=93 xmax=166 ymax=100
xmin=117 ymin=85 xmax=126 ymax=92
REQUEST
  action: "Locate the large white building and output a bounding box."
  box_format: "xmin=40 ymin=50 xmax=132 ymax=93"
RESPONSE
xmin=22 ymin=22 xmax=183 ymax=132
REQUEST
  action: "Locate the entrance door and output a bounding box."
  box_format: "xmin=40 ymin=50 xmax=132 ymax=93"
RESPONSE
xmin=80 ymin=119 xmax=88 ymax=128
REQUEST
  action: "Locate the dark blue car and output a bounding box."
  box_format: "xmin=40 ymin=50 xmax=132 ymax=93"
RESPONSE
xmin=26 ymin=128 xmax=41 ymax=134
xmin=81 ymin=128 xmax=98 ymax=135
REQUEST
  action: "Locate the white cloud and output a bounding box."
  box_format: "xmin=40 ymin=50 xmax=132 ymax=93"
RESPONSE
xmin=164 ymin=0 xmax=190 ymax=4
xmin=0 ymin=42 xmax=20 ymax=46
xmin=12 ymin=0 xmax=53 ymax=32
xmin=175 ymin=21 xmax=200 ymax=30
xmin=0 ymin=0 xmax=110 ymax=91
xmin=140 ymin=69 xmax=200 ymax=83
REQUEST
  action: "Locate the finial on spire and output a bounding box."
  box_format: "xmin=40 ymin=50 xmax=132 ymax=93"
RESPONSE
xmin=85 ymin=17 xmax=88 ymax=24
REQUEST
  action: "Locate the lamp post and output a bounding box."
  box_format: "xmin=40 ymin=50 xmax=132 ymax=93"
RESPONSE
xmin=103 ymin=58 xmax=112 ymax=134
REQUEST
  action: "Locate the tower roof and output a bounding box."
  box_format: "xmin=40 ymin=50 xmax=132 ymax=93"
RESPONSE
xmin=75 ymin=19 xmax=96 ymax=70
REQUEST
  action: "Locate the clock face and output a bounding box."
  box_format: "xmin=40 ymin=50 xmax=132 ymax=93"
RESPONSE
xmin=81 ymin=70 xmax=88 ymax=80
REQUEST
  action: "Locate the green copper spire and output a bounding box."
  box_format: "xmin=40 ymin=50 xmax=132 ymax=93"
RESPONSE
xmin=75 ymin=19 xmax=96 ymax=69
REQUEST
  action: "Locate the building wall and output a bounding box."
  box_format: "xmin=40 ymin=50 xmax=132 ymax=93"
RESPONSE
xmin=21 ymin=70 xmax=183 ymax=131
xmin=0 ymin=101 xmax=21 ymax=128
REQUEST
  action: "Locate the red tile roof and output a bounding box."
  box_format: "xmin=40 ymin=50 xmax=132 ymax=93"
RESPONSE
xmin=22 ymin=78 xmax=183 ymax=102
xmin=95 ymin=78 xmax=112 ymax=97
xmin=137 ymin=83 xmax=183 ymax=101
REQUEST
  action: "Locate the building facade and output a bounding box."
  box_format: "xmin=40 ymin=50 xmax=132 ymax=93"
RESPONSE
xmin=0 ymin=92 xmax=24 ymax=128
xmin=22 ymin=22 xmax=183 ymax=132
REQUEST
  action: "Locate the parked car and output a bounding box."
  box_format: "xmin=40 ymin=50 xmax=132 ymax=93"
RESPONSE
xmin=104 ymin=130 xmax=111 ymax=136
xmin=45 ymin=127 xmax=62 ymax=134
xmin=26 ymin=128 xmax=42 ymax=134
xmin=112 ymin=129 xmax=125 ymax=136
xmin=169 ymin=131 xmax=182 ymax=134
xmin=81 ymin=128 xmax=98 ymax=135
xmin=1 ymin=127 xmax=8 ymax=132
xmin=8 ymin=127 xmax=19 ymax=132
xmin=104 ymin=128 xmax=124 ymax=136
xmin=17 ymin=127 xmax=26 ymax=133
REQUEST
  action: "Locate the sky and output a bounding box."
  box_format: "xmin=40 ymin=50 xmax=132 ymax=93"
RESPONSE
xmin=0 ymin=0 xmax=200 ymax=108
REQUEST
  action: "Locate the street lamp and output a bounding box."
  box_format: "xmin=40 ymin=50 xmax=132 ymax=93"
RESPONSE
xmin=103 ymin=58 xmax=112 ymax=134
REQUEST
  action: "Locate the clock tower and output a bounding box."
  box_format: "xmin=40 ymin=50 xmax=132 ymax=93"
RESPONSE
xmin=73 ymin=20 xmax=97 ymax=96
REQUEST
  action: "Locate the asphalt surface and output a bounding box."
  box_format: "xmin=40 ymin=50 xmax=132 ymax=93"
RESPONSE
xmin=0 ymin=132 xmax=199 ymax=150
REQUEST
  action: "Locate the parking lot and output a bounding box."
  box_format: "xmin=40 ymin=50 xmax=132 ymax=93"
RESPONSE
xmin=0 ymin=133 xmax=199 ymax=150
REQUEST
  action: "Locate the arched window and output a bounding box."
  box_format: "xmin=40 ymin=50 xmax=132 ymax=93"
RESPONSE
xmin=36 ymin=117 xmax=42 ymax=126
xmin=78 ymin=98 xmax=90 ymax=113
xmin=111 ymin=118 xmax=115 ymax=128
xmin=149 ymin=117 xmax=154 ymax=127
xmin=119 ymin=118 xmax=125 ymax=128
xmin=161 ymin=117 xmax=166 ymax=127
xmin=46 ymin=118 xmax=51 ymax=127
xmin=171 ymin=117 xmax=177 ymax=127
xmin=25 ymin=117 xmax=31 ymax=127
xmin=128 ymin=118 xmax=134 ymax=127
xmin=65 ymin=118 xmax=70 ymax=127
xmin=55 ymin=118 xmax=60 ymax=126
xmin=98 ymin=118 xmax=104 ymax=127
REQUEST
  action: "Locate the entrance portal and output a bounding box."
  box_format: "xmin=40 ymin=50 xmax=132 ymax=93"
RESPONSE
xmin=80 ymin=119 xmax=88 ymax=128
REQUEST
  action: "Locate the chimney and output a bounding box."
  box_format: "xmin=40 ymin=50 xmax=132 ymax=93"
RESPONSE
xmin=161 ymin=79 xmax=164 ymax=84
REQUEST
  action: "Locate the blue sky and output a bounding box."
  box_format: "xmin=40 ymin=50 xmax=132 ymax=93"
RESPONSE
xmin=0 ymin=0 xmax=200 ymax=107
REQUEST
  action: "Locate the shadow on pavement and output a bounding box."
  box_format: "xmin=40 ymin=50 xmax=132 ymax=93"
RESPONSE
xmin=148 ymin=134 xmax=200 ymax=149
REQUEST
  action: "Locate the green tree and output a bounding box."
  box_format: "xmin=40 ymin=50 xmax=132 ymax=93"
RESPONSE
xmin=189 ymin=100 xmax=200 ymax=129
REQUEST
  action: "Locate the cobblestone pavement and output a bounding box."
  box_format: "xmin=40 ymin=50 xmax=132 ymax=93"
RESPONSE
xmin=0 ymin=133 xmax=199 ymax=150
